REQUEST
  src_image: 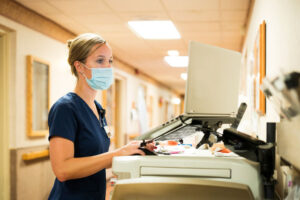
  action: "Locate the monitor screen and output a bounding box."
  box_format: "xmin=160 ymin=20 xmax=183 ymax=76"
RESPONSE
xmin=184 ymin=41 xmax=242 ymax=116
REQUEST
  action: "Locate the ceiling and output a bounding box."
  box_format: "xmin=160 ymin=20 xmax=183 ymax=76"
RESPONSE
xmin=15 ymin=0 xmax=251 ymax=95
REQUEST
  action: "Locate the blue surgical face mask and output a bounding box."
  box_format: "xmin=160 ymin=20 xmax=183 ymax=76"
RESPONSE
xmin=81 ymin=63 xmax=113 ymax=90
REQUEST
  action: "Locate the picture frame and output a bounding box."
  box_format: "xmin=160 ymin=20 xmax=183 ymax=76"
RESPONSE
xmin=253 ymin=20 xmax=266 ymax=115
xmin=26 ymin=55 xmax=50 ymax=137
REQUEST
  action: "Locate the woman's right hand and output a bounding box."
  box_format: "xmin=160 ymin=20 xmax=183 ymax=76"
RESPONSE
xmin=115 ymin=141 xmax=145 ymax=156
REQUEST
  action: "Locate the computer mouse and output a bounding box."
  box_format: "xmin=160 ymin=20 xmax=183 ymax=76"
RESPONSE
xmin=132 ymin=147 xmax=157 ymax=156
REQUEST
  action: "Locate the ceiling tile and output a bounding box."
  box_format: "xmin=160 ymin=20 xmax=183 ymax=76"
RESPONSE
xmin=71 ymin=13 xmax=122 ymax=25
xmin=169 ymin=10 xmax=220 ymax=22
xmin=16 ymin=0 xmax=60 ymax=15
xmin=99 ymin=31 xmax=135 ymax=40
xmin=177 ymin=22 xmax=221 ymax=32
xmin=104 ymin=0 xmax=164 ymax=12
xmin=182 ymin=31 xmax=221 ymax=42
xmin=145 ymin=40 xmax=187 ymax=55
xmin=221 ymin=22 xmax=245 ymax=31
xmin=112 ymin=43 xmax=155 ymax=59
xmin=221 ymin=30 xmax=243 ymax=50
xmin=222 ymin=31 xmax=242 ymax=39
xmin=110 ymin=37 xmax=152 ymax=53
xmin=117 ymin=12 xmax=169 ymax=21
xmin=162 ymin=0 xmax=219 ymax=10
xmin=221 ymin=11 xmax=247 ymax=21
xmin=220 ymin=0 xmax=250 ymax=10
xmin=90 ymin=23 xmax=130 ymax=34
xmin=46 ymin=13 xmax=91 ymax=33
xmin=220 ymin=41 xmax=242 ymax=51
xmin=47 ymin=0 xmax=112 ymax=14
xmin=221 ymin=33 xmax=243 ymax=45
xmin=155 ymin=49 xmax=187 ymax=57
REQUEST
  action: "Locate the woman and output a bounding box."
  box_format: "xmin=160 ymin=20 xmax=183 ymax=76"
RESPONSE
xmin=48 ymin=33 xmax=151 ymax=200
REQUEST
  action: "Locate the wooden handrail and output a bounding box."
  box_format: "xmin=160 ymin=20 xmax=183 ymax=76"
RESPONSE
xmin=22 ymin=149 xmax=49 ymax=161
xmin=128 ymin=133 xmax=140 ymax=140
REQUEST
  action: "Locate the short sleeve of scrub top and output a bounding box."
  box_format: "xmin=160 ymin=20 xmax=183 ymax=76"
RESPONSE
xmin=48 ymin=92 xmax=110 ymax=200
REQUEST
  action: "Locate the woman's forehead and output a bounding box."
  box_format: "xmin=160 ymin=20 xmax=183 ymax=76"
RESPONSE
xmin=89 ymin=43 xmax=112 ymax=58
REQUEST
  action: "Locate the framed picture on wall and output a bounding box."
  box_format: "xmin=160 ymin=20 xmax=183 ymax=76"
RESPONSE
xmin=253 ymin=20 xmax=266 ymax=115
xmin=26 ymin=55 xmax=50 ymax=137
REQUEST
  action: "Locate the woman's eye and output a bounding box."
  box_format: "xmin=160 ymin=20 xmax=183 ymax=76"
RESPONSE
xmin=97 ymin=59 xmax=104 ymax=64
xmin=109 ymin=60 xmax=113 ymax=64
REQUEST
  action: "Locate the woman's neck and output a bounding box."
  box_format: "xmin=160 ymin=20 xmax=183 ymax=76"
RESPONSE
xmin=74 ymin=79 xmax=97 ymax=106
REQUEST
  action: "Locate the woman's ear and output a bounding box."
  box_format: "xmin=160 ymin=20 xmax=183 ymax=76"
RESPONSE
xmin=74 ymin=61 xmax=83 ymax=75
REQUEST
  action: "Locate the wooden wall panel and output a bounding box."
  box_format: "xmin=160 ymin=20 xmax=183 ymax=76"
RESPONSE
xmin=10 ymin=145 xmax=55 ymax=200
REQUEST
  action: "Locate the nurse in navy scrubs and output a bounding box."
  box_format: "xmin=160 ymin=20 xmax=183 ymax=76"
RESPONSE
xmin=48 ymin=33 xmax=149 ymax=200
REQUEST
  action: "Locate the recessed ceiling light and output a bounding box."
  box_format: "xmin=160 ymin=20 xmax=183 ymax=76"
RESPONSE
xmin=164 ymin=56 xmax=188 ymax=67
xmin=181 ymin=73 xmax=187 ymax=80
xmin=167 ymin=50 xmax=179 ymax=56
xmin=171 ymin=97 xmax=181 ymax=105
xmin=128 ymin=20 xmax=181 ymax=39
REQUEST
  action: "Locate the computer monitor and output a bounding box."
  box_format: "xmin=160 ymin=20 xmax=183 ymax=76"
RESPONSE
xmin=184 ymin=41 xmax=242 ymax=116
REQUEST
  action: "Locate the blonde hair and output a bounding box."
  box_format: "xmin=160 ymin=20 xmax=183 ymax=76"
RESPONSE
xmin=67 ymin=33 xmax=106 ymax=77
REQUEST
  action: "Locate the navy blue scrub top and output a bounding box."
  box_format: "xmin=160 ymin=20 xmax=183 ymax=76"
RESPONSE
xmin=48 ymin=92 xmax=110 ymax=200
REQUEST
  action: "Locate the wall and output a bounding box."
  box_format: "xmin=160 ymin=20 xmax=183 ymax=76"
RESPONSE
xmin=0 ymin=14 xmax=75 ymax=200
xmin=240 ymin=0 xmax=300 ymax=140
xmin=242 ymin=1 xmax=300 ymax=198
xmin=0 ymin=15 xmax=75 ymax=149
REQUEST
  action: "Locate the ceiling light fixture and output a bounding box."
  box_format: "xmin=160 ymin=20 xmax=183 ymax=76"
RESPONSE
xmin=164 ymin=56 xmax=188 ymax=67
xmin=128 ymin=20 xmax=181 ymax=39
xmin=171 ymin=97 xmax=181 ymax=105
xmin=167 ymin=50 xmax=179 ymax=56
xmin=181 ymin=73 xmax=187 ymax=80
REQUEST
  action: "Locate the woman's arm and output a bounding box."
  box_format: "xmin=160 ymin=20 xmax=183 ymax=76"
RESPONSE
xmin=49 ymin=136 xmax=144 ymax=182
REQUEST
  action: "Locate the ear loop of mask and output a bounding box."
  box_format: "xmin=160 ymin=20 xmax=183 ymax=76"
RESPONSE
xmin=78 ymin=62 xmax=90 ymax=79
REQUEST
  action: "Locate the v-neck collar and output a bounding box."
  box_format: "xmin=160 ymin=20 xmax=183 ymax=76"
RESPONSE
xmin=70 ymin=92 xmax=101 ymax=122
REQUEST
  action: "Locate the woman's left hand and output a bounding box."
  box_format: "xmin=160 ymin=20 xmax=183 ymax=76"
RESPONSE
xmin=145 ymin=141 xmax=156 ymax=151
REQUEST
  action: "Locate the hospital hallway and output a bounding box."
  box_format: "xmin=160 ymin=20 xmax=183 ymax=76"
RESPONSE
xmin=0 ymin=0 xmax=300 ymax=199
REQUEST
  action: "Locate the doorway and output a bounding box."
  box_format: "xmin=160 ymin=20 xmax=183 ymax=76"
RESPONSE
xmin=102 ymin=76 xmax=126 ymax=149
xmin=114 ymin=79 xmax=121 ymax=148
xmin=0 ymin=29 xmax=11 ymax=200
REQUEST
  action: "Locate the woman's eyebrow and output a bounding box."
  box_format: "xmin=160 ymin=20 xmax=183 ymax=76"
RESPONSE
xmin=96 ymin=55 xmax=113 ymax=59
